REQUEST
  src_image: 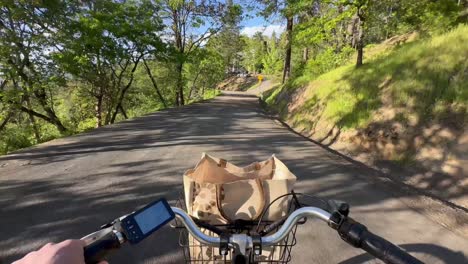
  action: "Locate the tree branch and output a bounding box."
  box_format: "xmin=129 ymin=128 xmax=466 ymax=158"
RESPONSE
xmin=110 ymin=53 xmax=144 ymax=123
xmin=0 ymin=111 xmax=13 ymax=132
xmin=19 ymin=106 xmax=54 ymax=124
xmin=143 ymin=58 xmax=168 ymax=108
xmin=187 ymin=25 xmax=222 ymax=52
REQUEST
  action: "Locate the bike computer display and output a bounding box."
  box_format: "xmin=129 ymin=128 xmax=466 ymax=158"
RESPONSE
xmin=121 ymin=199 xmax=175 ymax=244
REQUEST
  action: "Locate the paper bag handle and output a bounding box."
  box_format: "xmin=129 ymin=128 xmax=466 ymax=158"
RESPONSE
xmin=216 ymin=179 xmax=266 ymax=222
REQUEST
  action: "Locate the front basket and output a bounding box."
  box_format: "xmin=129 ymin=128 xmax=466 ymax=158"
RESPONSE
xmin=172 ymin=192 xmax=303 ymax=264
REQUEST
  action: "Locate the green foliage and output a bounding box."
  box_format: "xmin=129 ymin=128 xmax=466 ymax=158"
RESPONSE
xmin=203 ymin=89 xmax=222 ymax=100
xmin=0 ymin=0 xmax=227 ymax=155
xmin=0 ymin=0 xmax=465 ymax=156
xmin=267 ymin=25 xmax=468 ymax=133
xmin=293 ymin=46 xmax=355 ymax=86
xmin=241 ymin=34 xmax=266 ymax=73
xmin=0 ymin=124 xmax=34 ymax=154
xmin=262 ymin=35 xmax=284 ymax=74
xmin=396 ymin=1 xmax=461 ymax=34
xmin=240 ymin=32 xmax=284 ymax=75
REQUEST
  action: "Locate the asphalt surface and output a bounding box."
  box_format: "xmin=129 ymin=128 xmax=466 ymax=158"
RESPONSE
xmin=1 ymin=92 xmax=467 ymax=264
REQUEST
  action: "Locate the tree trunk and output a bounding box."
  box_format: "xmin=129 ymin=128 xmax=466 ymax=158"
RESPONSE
xmin=143 ymin=59 xmax=168 ymax=108
xmin=95 ymin=94 xmax=103 ymax=128
xmin=119 ymin=105 xmax=128 ymax=119
xmin=104 ymin=95 xmax=113 ymax=125
xmin=282 ymin=16 xmax=293 ymax=84
xmin=347 ymin=15 xmax=359 ymax=47
xmin=303 ymin=47 xmax=309 ymax=62
xmin=188 ymin=70 xmax=201 ymax=100
xmin=33 ymin=88 xmax=67 ymax=133
xmin=356 ymin=11 xmax=365 ymax=68
xmin=110 ymin=80 xmax=132 ymax=124
xmin=175 ymin=91 xmax=180 ymax=106
xmin=356 ymin=41 xmax=364 ymax=67
xmin=110 ymin=56 xmax=142 ymax=124
xmin=175 ymin=61 xmax=185 ymax=106
xmin=25 ymin=97 xmax=41 ymax=142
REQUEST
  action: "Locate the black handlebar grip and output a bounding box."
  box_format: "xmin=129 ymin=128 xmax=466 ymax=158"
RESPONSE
xmin=83 ymin=231 xmax=121 ymax=264
xmin=360 ymin=230 xmax=423 ymax=264
xmin=338 ymin=218 xmax=423 ymax=264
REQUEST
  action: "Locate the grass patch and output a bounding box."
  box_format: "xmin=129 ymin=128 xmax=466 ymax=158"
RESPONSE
xmin=203 ymin=89 xmax=221 ymax=100
xmin=270 ymin=25 xmax=468 ymax=133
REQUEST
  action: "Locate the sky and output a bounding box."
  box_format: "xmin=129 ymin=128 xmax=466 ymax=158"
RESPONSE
xmin=240 ymin=24 xmax=285 ymax=37
xmin=192 ymin=0 xmax=285 ymax=38
xmin=237 ymin=2 xmax=285 ymax=37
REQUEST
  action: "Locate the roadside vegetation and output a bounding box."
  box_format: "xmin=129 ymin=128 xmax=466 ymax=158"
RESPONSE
xmin=251 ymin=1 xmax=467 ymax=206
xmin=1 ymin=0 xmax=467 ymax=189
xmin=0 ymin=1 xmax=242 ymax=155
xmin=265 ymin=26 xmax=467 ymax=135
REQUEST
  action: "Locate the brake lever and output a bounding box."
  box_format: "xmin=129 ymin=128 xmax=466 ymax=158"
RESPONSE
xmin=327 ymin=200 xmax=350 ymax=230
xmin=326 ymin=200 xmax=349 ymax=216
xmin=81 ymin=217 xmax=127 ymax=247
xmin=81 ymin=227 xmax=115 ymax=246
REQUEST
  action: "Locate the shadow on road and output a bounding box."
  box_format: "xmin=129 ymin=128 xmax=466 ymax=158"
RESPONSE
xmin=340 ymin=243 xmax=467 ymax=264
xmin=0 ymin=93 xmax=466 ymax=263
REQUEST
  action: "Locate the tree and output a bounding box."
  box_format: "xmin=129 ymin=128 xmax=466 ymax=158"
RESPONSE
xmin=254 ymin=0 xmax=294 ymax=83
xmin=282 ymin=15 xmax=293 ymax=81
xmin=143 ymin=59 xmax=168 ymax=108
xmin=160 ymin=0 xmax=236 ymax=106
xmin=261 ymin=33 xmax=283 ymax=74
xmin=345 ymin=0 xmax=370 ymax=67
xmin=208 ymin=0 xmax=244 ymax=74
xmin=0 ymin=1 xmax=71 ymax=134
xmin=185 ymin=48 xmax=225 ymax=100
xmin=241 ymin=33 xmax=267 ymax=74
xmin=55 ymin=1 xmax=164 ymax=127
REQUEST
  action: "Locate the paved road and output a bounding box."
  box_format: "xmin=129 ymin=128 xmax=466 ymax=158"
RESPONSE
xmin=247 ymin=80 xmax=275 ymax=95
xmin=1 ymin=92 xmax=467 ymax=264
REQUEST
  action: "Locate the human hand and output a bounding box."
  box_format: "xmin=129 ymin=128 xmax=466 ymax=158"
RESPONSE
xmin=13 ymin=240 xmax=108 ymax=264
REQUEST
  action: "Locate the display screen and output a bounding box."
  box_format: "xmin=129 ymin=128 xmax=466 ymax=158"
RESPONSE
xmin=134 ymin=201 xmax=173 ymax=235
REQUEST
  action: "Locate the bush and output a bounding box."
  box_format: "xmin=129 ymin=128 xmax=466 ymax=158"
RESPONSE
xmin=0 ymin=125 xmax=34 ymax=155
xmin=289 ymin=46 xmax=355 ymax=88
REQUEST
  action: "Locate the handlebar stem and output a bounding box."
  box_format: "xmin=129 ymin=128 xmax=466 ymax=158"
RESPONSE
xmin=230 ymin=234 xmax=252 ymax=256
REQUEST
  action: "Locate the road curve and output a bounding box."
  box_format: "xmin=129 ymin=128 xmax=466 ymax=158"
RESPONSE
xmin=1 ymin=92 xmax=467 ymax=263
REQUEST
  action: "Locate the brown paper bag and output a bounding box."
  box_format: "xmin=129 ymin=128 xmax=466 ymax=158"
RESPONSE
xmin=184 ymin=153 xmax=296 ymax=223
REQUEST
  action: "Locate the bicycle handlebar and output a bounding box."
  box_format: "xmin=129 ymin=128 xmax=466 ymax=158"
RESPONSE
xmin=172 ymin=206 xmax=332 ymax=247
xmin=260 ymin=207 xmax=330 ymax=246
xmin=83 ymin=206 xmax=422 ymax=264
xmin=173 ymin=206 xmax=421 ymax=264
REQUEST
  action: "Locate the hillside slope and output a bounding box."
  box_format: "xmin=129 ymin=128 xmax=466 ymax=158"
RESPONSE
xmin=264 ymin=25 xmax=468 ymax=208
xmin=217 ymin=75 xmax=258 ymax=91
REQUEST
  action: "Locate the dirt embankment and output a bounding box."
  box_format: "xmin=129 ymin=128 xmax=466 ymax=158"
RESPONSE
xmin=266 ymin=84 xmax=467 ymax=210
xmin=218 ymin=76 xmax=257 ymax=91
xmin=262 ymin=28 xmax=468 ymax=210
